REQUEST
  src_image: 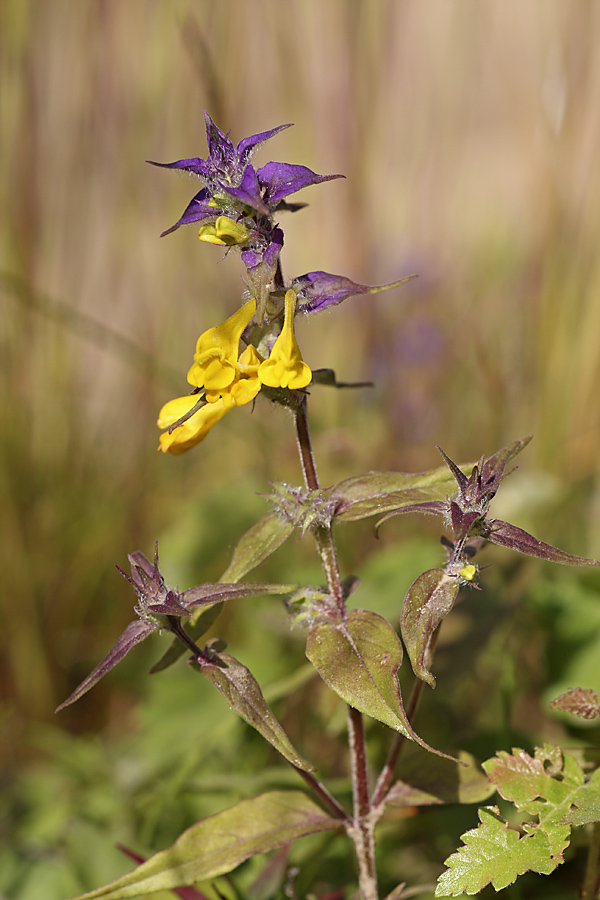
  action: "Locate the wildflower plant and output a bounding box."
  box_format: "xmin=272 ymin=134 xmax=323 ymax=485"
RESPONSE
xmin=58 ymin=114 xmax=600 ymax=900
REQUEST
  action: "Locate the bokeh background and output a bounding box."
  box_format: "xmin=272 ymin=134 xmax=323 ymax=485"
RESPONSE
xmin=2 ymin=2 xmax=600 ymax=898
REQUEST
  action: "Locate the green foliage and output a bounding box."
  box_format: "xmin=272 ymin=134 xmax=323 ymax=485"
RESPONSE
xmin=437 ymin=745 xmax=600 ymax=896
xmin=306 ymin=607 xmax=452 ymax=759
xmin=192 ymin=651 xmax=315 ymax=772
xmin=5 ymin=7 xmax=600 ymax=900
xmin=330 ymin=465 xmax=473 ymax=523
xmin=400 ymin=569 xmax=460 ymax=688
xmin=68 ymin=792 xmax=339 ymax=900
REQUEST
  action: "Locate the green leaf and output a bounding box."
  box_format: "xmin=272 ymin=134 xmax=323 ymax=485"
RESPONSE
xmin=68 ymin=791 xmax=339 ymax=900
xmin=330 ymin=464 xmax=474 ymax=522
xmin=153 ymin=513 xmax=294 ymax=674
xmin=486 ymin=745 xmax=600 ymax=828
xmin=386 ymin=751 xmax=495 ymax=808
xmin=306 ymin=608 xmax=453 ymax=759
xmin=400 ymin=569 xmax=460 ymax=688
xmin=563 ymin=767 xmax=600 ymax=825
xmin=218 ymin=511 xmax=295 ymax=584
xmin=195 ymin=651 xmax=316 ymax=772
xmin=484 ymin=745 xmax=583 ymax=821
xmin=437 ymin=745 xmax=600 ymax=895
xmin=435 ymin=805 xmax=564 ymax=896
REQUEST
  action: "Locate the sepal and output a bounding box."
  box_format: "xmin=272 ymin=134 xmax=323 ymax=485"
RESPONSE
xmin=292 ymin=270 xmax=417 ymax=314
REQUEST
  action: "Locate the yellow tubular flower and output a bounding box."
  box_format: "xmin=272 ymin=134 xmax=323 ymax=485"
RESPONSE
xmin=258 ymin=290 xmax=312 ymax=390
xmin=187 ymin=298 xmax=257 ymax=398
xmin=229 ymin=345 xmax=264 ymax=406
xmin=157 ymin=394 xmax=235 ymax=455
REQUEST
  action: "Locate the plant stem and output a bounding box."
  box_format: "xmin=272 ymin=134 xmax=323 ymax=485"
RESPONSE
xmin=293 ymin=398 xmax=346 ymax=617
xmin=583 ymin=822 xmax=600 ymax=899
xmin=294 ymin=395 xmax=319 ymax=491
xmin=168 ymin=617 xmax=210 ymax=662
xmin=348 ymin=706 xmax=379 ymax=900
xmin=293 ymin=767 xmax=351 ymax=822
xmin=294 ymin=396 xmax=376 ymax=898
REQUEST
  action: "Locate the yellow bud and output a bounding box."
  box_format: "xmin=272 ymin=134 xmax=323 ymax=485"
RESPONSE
xmin=459 ymin=563 xmax=477 ymax=582
xmin=198 ymin=216 xmax=249 ymax=246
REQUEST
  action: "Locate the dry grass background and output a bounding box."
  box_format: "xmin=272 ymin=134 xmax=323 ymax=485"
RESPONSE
xmin=2 ymin=0 xmax=600 ymax=863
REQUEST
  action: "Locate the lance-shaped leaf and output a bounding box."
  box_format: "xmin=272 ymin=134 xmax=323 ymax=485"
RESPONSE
xmin=550 ymin=687 xmax=600 ymax=720
xmin=56 ymin=620 xmax=155 ymax=712
xmin=218 ymin=511 xmax=295 ymax=584
xmin=158 ymin=188 xmax=218 ymax=237
xmin=400 ymin=569 xmax=460 ymax=688
xmin=306 ymin=608 xmax=453 ymax=759
xmin=117 ymin=848 xmax=208 ymax=900
xmin=193 ymin=650 xmax=315 ymax=771
xmin=56 ymin=564 xmax=295 ymax=711
xmin=485 ymin=520 xmax=600 ymax=567
xmin=222 ymin=163 xmax=270 ymax=215
xmin=330 ymin=464 xmax=473 ymax=523
xmin=153 ymin=515 xmax=295 ymax=675
xmin=386 ymin=751 xmax=495 ymax=808
xmin=68 ymin=791 xmax=339 ymax=900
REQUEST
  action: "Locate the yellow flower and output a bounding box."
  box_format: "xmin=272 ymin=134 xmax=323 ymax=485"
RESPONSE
xmin=229 ymin=345 xmax=264 ymax=406
xmin=258 ymin=290 xmax=312 ymax=390
xmin=187 ymin=299 xmax=256 ymax=398
xmin=157 ymin=394 xmax=235 ymax=455
xmin=198 ymin=216 xmax=250 ymax=246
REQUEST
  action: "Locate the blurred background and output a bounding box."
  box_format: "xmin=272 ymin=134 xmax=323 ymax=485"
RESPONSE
xmin=2 ymin=2 xmax=600 ymax=898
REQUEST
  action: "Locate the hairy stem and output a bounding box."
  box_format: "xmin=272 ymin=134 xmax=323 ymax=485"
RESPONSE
xmin=348 ymin=706 xmax=378 ymax=900
xmin=293 ymin=397 xmax=376 ymax=898
xmin=294 ymin=395 xmax=319 ymax=492
xmin=293 ymin=399 xmax=346 ymax=617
